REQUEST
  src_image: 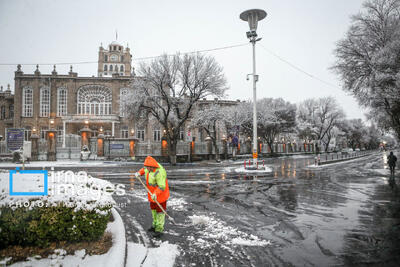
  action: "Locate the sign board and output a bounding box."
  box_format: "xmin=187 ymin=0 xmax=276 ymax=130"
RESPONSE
xmin=6 ymin=128 xmax=24 ymax=151
xmin=186 ymin=130 xmax=192 ymax=142
xmin=111 ymin=144 xmax=124 ymax=149
xmin=253 ymin=152 xmax=258 ymax=159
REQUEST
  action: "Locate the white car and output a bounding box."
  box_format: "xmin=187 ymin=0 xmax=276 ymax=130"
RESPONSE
xmin=355 ymin=148 xmax=360 ymax=151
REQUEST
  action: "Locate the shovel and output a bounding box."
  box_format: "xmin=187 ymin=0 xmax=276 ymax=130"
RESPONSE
xmin=135 ymin=173 xmax=177 ymax=225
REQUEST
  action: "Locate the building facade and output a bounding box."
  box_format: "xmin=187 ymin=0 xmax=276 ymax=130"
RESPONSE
xmin=0 ymin=84 xmax=14 ymax=140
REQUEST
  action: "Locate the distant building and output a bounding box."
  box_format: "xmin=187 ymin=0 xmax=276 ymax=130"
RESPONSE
xmin=0 ymin=84 xmax=14 ymax=140
xmin=0 ymin=40 xmax=237 ymax=150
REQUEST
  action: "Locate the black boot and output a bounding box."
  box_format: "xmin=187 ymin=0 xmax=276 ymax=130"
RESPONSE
xmin=147 ymin=226 xmax=155 ymax=232
xmin=152 ymin=231 xmax=163 ymax=238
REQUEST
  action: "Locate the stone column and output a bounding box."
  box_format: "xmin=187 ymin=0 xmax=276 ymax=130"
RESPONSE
xmin=47 ymin=129 xmax=57 ymax=161
xmin=221 ymin=137 xmax=227 ymax=160
xmin=62 ymin=121 xmax=66 ymax=148
xmin=97 ymin=133 xmax=104 ymax=157
xmin=205 ymin=136 xmax=212 ymax=160
xmin=112 ymin=122 xmax=115 ymax=137
xmin=80 ymin=126 xmax=91 ymax=148
xmin=161 ymin=137 xmax=168 ymax=157
xmin=129 ymin=136 xmax=136 ymax=158
xmin=30 ymin=132 xmax=39 ymax=161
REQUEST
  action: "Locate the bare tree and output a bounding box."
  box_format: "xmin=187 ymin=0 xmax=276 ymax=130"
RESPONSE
xmin=298 ymin=97 xmax=345 ymax=152
xmin=332 ymin=0 xmax=400 ymax=140
xmin=125 ymin=53 xmax=227 ymax=165
xmin=190 ymin=103 xmax=227 ymax=161
xmin=225 ymin=98 xmax=296 ymax=153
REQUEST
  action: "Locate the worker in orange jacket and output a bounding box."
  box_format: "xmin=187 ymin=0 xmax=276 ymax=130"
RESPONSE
xmin=136 ymin=156 xmax=170 ymax=238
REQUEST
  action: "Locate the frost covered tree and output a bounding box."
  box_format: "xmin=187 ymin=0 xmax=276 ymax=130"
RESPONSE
xmin=297 ymin=97 xmax=345 ymax=152
xmin=226 ymin=98 xmax=296 ymax=153
xmin=257 ymin=98 xmax=296 ymax=153
xmin=339 ymin=119 xmax=369 ymax=149
xmin=332 ymin=0 xmax=400 ymax=140
xmin=125 ymin=53 xmax=227 ymax=165
xmin=190 ymin=103 xmax=228 ymax=161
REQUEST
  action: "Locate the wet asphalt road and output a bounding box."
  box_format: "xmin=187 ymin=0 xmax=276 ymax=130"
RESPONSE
xmin=63 ymin=151 xmax=400 ymax=266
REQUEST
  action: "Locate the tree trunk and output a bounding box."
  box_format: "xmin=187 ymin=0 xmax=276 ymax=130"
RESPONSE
xmin=213 ymin=141 xmax=220 ymax=162
xmin=267 ymin=142 xmax=274 ymax=153
xmin=168 ymin=138 xmax=177 ymax=165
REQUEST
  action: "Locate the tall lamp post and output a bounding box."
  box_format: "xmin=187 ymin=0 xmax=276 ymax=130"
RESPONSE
xmin=240 ymin=9 xmax=267 ymax=167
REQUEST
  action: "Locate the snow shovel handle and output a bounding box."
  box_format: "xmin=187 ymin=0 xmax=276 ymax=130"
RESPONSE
xmin=135 ymin=173 xmax=176 ymax=224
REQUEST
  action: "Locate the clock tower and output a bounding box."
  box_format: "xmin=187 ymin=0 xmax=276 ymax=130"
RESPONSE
xmin=98 ymin=41 xmax=132 ymax=77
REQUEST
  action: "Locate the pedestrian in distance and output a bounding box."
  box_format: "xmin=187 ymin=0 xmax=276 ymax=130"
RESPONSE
xmin=387 ymin=151 xmax=397 ymax=177
xmin=135 ymin=156 xmax=170 ymax=238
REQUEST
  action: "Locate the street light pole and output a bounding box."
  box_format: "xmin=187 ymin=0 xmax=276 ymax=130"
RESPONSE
xmin=240 ymin=9 xmax=267 ymax=167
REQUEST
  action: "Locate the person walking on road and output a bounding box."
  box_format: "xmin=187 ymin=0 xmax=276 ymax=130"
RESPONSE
xmin=388 ymin=151 xmax=397 ymax=177
xmin=136 ymin=156 xmax=170 ymax=238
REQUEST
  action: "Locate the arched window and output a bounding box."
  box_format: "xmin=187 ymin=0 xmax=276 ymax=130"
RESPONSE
xmin=104 ymin=65 xmax=108 ymax=71
xmin=40 ymin=86 xmax=50 ymax=117
xmin=57 ymin=87 xmax=67 ymax=116
xmin=22 ymin=86 xmax=33 ymax=117
xmin=119 ymin=88 xmax=129 ymax=117
xmin=110 ymin=65 xmax=113 ymax=71
xmin=120 ymin=65 xmax=124 ymax=72
xmin=77 ymin=85 xmax=112 ymax=115
xmin=0 ymin=106 xmax=5 ymax=120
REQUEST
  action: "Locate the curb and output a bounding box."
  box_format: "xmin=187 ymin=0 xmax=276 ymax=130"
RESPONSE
xmin=105 ymin=208 xmax=127 ymax=267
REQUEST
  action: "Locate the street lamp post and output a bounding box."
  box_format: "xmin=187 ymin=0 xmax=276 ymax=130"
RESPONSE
xmin=240 ymin=9 xmax=267 ymax=167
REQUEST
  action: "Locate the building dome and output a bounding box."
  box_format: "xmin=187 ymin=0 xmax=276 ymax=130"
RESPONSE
xmin=110 ymin=41 xmax=122 ymax=46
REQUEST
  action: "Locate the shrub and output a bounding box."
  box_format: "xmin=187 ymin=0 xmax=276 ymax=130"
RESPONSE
xmin=0 ymin=204 xmax=111 ymax=248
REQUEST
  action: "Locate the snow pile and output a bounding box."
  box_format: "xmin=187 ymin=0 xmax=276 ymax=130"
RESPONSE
xmin=233 ymin=166 xmax=273 ymax=173
xmin=0 ymin=170 xmax=116 ymax=214
xmin=188 ymin=214 xmax=271 ymax=247
xmin=9 ymin=208 xmax=126 ymax=267
xmin=167 ymin=197 xmax=187 ymax=211
xmin=126 ymin=241 xmax=180 ymax=267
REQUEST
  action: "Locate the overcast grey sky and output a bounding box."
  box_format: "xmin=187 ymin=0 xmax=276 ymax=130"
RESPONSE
xmin=0 ymin=0 xmax=366 ymax=119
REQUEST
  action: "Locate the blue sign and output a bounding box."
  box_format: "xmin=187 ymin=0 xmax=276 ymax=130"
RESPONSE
xmin=9 ymin=168 xmax=48 ymax=196
xmin=111 ymin=144 xmax=124 ymax=149
xmin=7 ymin=128 xmax=24 ymax=151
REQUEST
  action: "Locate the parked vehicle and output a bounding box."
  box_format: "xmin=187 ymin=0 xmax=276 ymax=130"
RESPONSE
xmin=355 ymin=148 xmax=360 ymax=151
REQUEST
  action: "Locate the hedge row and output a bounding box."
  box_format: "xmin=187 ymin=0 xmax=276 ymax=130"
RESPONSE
xmin=0 ymin=204 xmax=111 ymax=248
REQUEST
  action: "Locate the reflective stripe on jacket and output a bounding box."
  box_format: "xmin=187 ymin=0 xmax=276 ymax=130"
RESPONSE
xmin=139 ymin=163 xmax=170 ymax=203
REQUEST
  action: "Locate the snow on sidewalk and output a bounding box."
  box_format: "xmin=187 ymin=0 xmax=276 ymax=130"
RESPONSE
xmin=9 ymin=208 xmax=126 ymax=267
xmin=126 ymin=241 xmax=180 ymax=267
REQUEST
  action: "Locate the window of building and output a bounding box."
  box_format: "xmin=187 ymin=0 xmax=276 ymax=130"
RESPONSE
xmin=119 ymin=46 xmax=121 ymax=51
xmin=104 ymin=65 xmax=108 ymax=71
xmin=136 ymin=129 xmax=145 ymax=141
xmin=0 ymin=106 xmax=5 ymax=120
xmin=153 ymin=129 xmax=161 ymax=142
xmin=22 ymin=87 xmax=33 ymax=117
xmin=40 ymin=126 xmax=48 ymax=140
xmin=57 ymin=125 xmax=63 ymax=144
xmin=105 ymin=55 xmax=108 ymax=62
xmin=180 ymin=128 xmax=184 ymax=140
xmin=24 ymin=126 xmax=31 ymax=141
xmin=9 ymin=104 xmax=13 ymax=119
xmin=119 ymin=88 xmax=128 ymax=117
xmin=120 ymin=65 xmax=124 ymax=72
xmin=57 ymin=87 xmax=67 ymax=116
xmin=40 ymin=87 xmax=50 ymax=117
xmin=77 ymin=85 xmax=112 ymax=115
xmin=121 ymin=126 xmax=129 ymax=138
xmin=110 ymin=65 xmax=113 ymax=71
